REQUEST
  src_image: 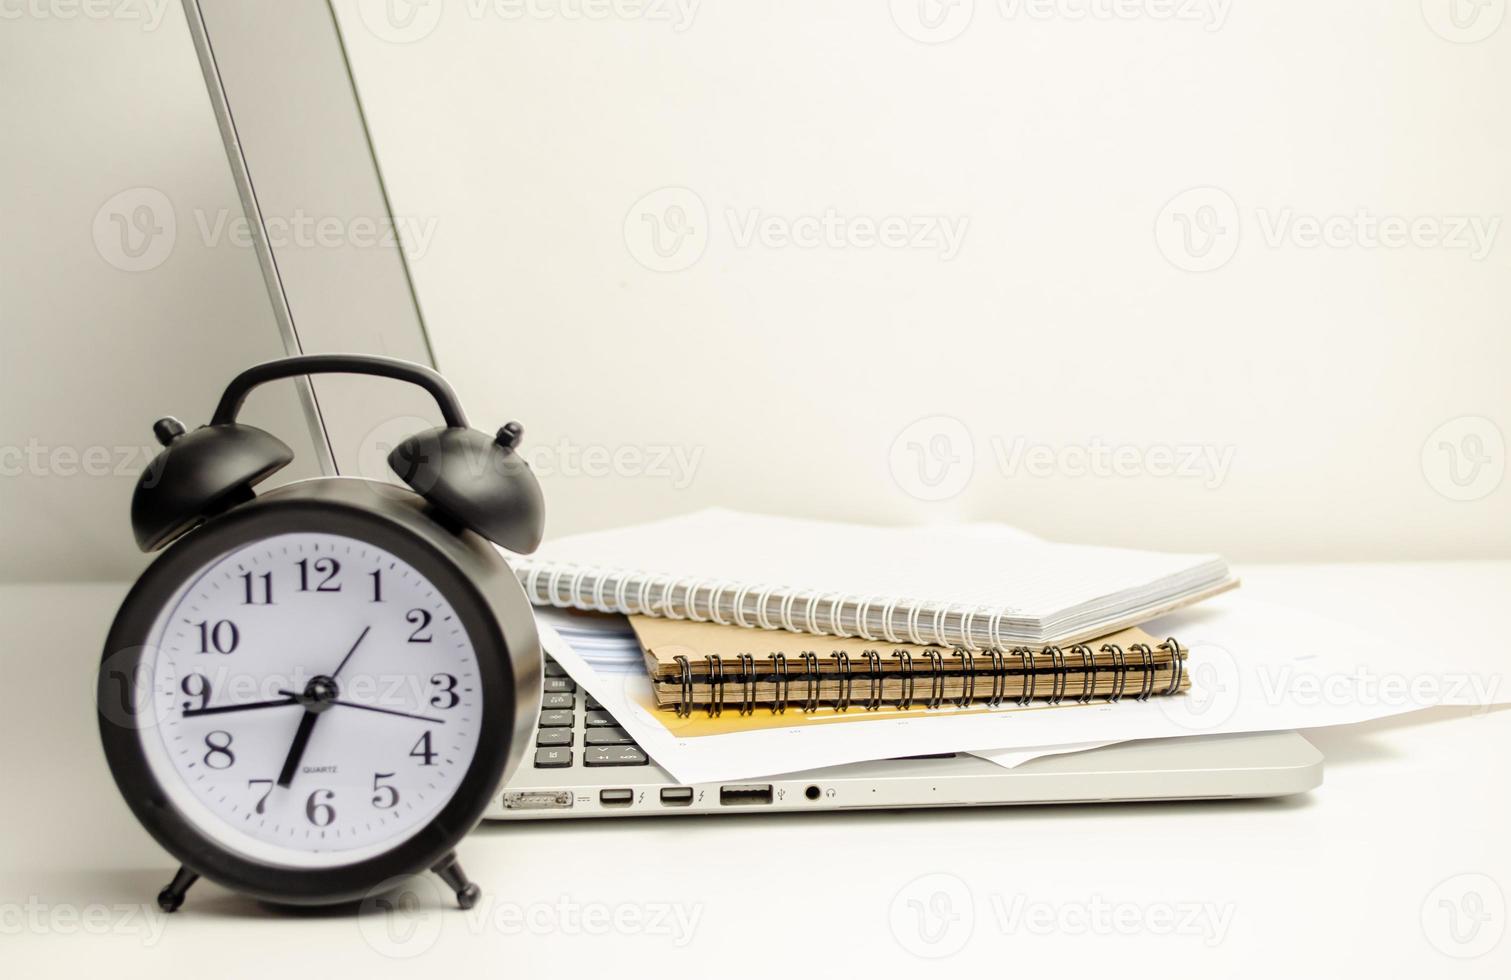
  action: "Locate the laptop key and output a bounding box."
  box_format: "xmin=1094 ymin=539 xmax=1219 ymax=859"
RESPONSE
xmin=537 ymin=729 xmax=573 ymax=746
xmin=584 ymin=695 xmax=603 ymax=711
xmin=584 ymin=710 xmax=617 ymax=728
xmin=534 ymin=747 xmax=573 ymax=768
xmin=538 ymin=709 xmax=575 ymax=727
xmin=585 ymin=727 xmax=634 ymax=746
xmin=543 ymin=661 xmax=568 ymax=678
xmin=584 ymin=746 xmax=648 ymax=767
xmin=543 ymin=677 xmax=576 ymax=694
xmin=541 ymin=693 xmax=575 ymax=710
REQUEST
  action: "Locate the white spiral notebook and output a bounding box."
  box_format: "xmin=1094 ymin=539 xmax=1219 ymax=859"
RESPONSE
xmin=510 ymin=509 xmax=1237 ymax=648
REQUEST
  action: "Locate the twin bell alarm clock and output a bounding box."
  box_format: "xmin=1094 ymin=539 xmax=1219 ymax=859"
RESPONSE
xmin=97 ymin=354 xmax=544 ymax=912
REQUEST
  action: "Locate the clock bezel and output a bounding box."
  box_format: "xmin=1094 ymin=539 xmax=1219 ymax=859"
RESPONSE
xmin=99 ymin=479 xmax=535 ymax=906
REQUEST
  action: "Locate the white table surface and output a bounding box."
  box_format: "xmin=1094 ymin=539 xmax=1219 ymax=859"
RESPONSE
xmin=3 ymin=562 xmax=1509 ymax=977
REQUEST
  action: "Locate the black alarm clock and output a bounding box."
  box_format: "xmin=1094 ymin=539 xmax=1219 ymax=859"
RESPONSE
xmin=97 ymin=355 xmax=543 ymax=913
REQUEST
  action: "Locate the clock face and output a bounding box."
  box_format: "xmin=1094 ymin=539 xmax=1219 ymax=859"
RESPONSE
xmin=137 ymin=531 xmax=482 ymax=869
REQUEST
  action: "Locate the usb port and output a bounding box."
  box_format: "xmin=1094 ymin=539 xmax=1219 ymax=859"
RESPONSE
xmin=599 ymin=789 xmax=634 ymax=807
xmin=659 ymin=787 xmax=694 ymax=807
xmin=719 ymin=784 xmax=773 ymax=806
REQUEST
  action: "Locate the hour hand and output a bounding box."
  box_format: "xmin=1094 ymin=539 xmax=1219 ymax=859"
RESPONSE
xmin=276 ymin=711 xmax=319 ymax=788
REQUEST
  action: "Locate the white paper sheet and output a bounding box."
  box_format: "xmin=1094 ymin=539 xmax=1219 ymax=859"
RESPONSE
xmin=540 ymin=595 xmax=1507 ymax=784
xmin=971 ymin=741 xmax=1118 ymax=769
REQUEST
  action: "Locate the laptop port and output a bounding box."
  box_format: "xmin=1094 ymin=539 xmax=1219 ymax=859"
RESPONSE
xmin=659 ymin=787 xmax=694 ymax=807
xmin=719 ymin=784 xmax=773 ymax=806
xmin=599 ymin=789 xmax=634 ymax=807
xmin=500 ymin=790 xmax=573 ymax=810
xmin=805 ymin=785 xmax=821 ymax=801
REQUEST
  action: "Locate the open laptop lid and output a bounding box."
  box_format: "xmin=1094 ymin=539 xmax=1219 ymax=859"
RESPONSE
xmin=182 ymin=0 xmax=439 ymax=477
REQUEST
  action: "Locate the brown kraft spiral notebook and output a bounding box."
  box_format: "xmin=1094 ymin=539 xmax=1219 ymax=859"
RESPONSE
xmin=630 ymin=616 xmax=1189 ymax=717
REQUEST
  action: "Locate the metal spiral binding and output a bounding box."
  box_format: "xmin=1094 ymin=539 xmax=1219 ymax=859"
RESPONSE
xmin=985 ymin=648 xmax=1006 ymax=706
xmin=1043 ymin=646 xmax=1067 ymax=705
xmin=1129 ymin=643 xmax=1156 ymax=701
xmin=674 ymin=654 xmax=693 ymax=718
xmin=1071 ymin=644 xmax=1096 ymax=703
xmin=705 ymin=654 xmax=724 ymax=718
xmin=770 ymin=652 xmax=789 ymax=714
xmin=1101 ymin=644 xmax=1128 ymax=702
xmin=862 ymin=650 xmax=883 ymax=710
xmin=737 ymin=653 xmax=756 ymax=715
xmin=1159 ymin=637 xmax=1184 ymax=695
xmin=800 ymin=651 xmax=820 ymax=712
xmin=923 ymin=649 xmax=946 ymax=708
xmin=831 ymin=651 xmax=854 ymax=712
xmin=891 ymin=650 xmax=915 ymax=709
xmin=956 ymin=648 xmax=976 ymax=708
xmin=1011 ymin=646 xmax=1038 ymax=705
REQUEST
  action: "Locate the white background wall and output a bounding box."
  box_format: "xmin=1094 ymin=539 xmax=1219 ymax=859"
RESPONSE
xmin=2 ymin=0 xmax=1507 ymax=583
xmin=333 ymin=0 xmax=1510 ymax=562
xmin=0 ymin=4 xmax=320 ymax=582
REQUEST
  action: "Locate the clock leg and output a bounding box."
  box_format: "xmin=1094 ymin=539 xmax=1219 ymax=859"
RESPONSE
xmin=431 ymin=852 xmax=480 ymax=910
xmin=157 ymin=866 xmax=199 ymax=913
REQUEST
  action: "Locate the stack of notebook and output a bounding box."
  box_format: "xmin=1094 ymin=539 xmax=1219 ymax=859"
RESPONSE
xmin=510 ymin=509 xmax=1233 ymax=717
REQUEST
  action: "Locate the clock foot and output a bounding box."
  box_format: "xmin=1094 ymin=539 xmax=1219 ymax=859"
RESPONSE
xmin=431 ymin=852 xmax=480 ymax=910
xmin=157 ymin=866 xmax=199 ymax=913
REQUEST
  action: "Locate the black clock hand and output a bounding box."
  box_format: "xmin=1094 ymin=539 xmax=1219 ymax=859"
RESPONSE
xmin=276 ymin=710 xmax=320 ymax=788
xmin=328 ymin=625 xmax=371 ymax=679
xmin=182 ymin=696 xmax=298 ymax=718
xmin=276 ymin=690 xmax=445 ymax=725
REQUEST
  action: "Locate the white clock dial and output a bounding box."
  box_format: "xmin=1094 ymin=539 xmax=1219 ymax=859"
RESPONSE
xmin=138 ymin=531 xmax=482 ymax=868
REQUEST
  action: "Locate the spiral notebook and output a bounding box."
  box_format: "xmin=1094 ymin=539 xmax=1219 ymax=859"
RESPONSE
xmin=630 ymin=615 xmax=1189 ymax=716
xmin=513 ymin=509 xmax=1236 ymax=647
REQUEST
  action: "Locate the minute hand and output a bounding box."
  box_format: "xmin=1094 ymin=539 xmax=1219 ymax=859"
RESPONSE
xmin=275 ymin=691 xmax=445 ymax=725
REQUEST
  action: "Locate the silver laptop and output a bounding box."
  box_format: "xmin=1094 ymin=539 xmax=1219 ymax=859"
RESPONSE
xmin=181 ymin=0 xmax=1322 ymax=819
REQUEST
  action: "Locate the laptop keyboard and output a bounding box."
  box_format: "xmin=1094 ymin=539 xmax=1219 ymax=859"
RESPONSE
xmin=533 ymin=656 xmax=650 ymax=770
